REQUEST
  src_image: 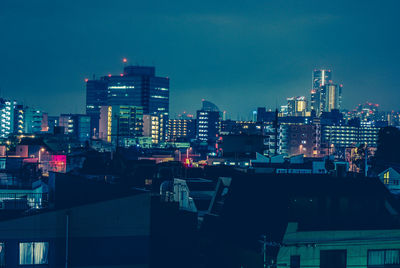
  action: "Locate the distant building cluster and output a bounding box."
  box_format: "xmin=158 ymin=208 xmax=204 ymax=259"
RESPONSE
xmin=0 ymin=62 xmax=400 ymax=267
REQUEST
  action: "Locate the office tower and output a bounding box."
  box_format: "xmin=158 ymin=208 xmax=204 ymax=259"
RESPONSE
xmin=313 ymin=69 xmax=332 ymax=89
xmin=59 ymin=114 xmax=91 ymax=142
xmin=311 ymin=69 xmax=342 ymax=116
xmin=311 ymin=69 xmax=332 ymax=115
xmin=86 ymin=65 xmax=169 ymax=140
xmin=99 ymin=105 xmax=143 ymax=146
xmin=196 ymin=100 xmax=221 ymax=143
xmin=324 ymin=84 xmax=342 ymax=112
xmin=86 ymin=79 xmax=108 ymax=138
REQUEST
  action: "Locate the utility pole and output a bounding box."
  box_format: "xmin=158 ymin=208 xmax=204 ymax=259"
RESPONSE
xmin=364 ymin=143 xmax=369 ymax=177
xmin=259 ymin=235 xmax=267 ymax=268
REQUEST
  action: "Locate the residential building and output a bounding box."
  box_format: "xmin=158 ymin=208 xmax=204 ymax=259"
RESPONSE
xmin=196 ymin=100 xmax=221 ymax=143
xmin=278 ymin=223 xmax=400 ymax=268
xmin=321 ymin=125 xmax=379 ymax=149
xmin=168 ymin=118 xmax=196 ymax=141
xmin=59 ymin=114 xmax=91 ymax=142
xmin=23 ymin=107 xmax=44 ymax=134
xmin=0 ymin=99 xmax=15 ymax=137
xmin=378 ymin=167 xmax=400 ymax=194
xmin=196 ymin=110 xmax=220 ymax=143
xmin=143 ymin=114 xmax=161 ymax=144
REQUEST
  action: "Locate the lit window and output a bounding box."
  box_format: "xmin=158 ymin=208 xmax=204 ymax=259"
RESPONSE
xmin=19 ymin=242 xmax=48 ymax=265
xmin=368 ymin=249 xmax=400 ymax=266
xmin=384 ymin=171 xmax=390 ymax=184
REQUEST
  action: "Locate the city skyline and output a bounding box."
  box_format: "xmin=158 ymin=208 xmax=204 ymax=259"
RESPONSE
xmin=1 ymin=0 xmax=400 ymax=117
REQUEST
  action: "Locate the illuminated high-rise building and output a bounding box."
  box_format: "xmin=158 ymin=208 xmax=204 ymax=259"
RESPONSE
xmin=287 ymin=96 xmax=307 ymax=116
xmin=86 ymin=65 xmax=169 ymax=140
xmin=98 ymin=105 xmax=143 ymax=146
xmin=324 ymin=84 xmax=342 ymax=112
xmin=310 ymin=69 xmax=342 ymax=116
xmin=311 ymin=69 xmax=332 ymax=115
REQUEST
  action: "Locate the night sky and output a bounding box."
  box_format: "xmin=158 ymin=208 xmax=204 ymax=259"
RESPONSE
xmin=1 ymin=0 xmax=399 ymax=119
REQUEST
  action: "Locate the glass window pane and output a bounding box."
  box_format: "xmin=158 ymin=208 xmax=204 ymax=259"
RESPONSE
xmin=34 ymin=242 xmax=49 ymax=265
xmin=19 ymin=242 xmax=33 ymax=265
xmin=368 ymin=250 xmax=385 ymax=265
xmin=385 ymin=250 xmax=400 ymax=265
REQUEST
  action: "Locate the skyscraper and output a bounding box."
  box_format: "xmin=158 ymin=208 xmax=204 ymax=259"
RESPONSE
xmin=310 ymin=69 xmax=342 ymax=115
xmin=86 ymin=65 xmax=169 ymax=140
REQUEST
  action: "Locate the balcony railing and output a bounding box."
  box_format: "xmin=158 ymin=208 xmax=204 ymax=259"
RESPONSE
xmin=0 ymin=193 xmax=48 ymax=210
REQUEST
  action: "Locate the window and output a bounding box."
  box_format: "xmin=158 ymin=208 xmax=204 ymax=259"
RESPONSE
xmin=19 ymin=242 xmax=48 ymax=265
xmin=384 ymin=171 xmax=390 ymax=184
xmin=290 ymin=255 xmax=300 ymax=268
xmin=368 ymin=249 xmax=400 ymax=267
xmin=320 ymin=250 xmax=346 ymax=268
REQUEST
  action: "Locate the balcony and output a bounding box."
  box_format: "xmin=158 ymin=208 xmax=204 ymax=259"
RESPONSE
xmin=0 ymin=193 xmax=48 ymax=210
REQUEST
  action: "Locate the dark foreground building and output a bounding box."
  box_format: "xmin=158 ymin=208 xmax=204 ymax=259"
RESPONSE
xmin=200 ymin=173 xmax=400 ymax=267
xmin=0 ymin=173 xmax=197 ymax=268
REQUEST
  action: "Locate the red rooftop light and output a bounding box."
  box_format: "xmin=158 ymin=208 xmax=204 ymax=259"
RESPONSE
xmin=108 ymin=74 xmax=112 ymax=77
xmin=123 ymin=58 xmax=128 ymax=63
xmin=84 ymin=78 xmax=89 ymax=82
xmin=120 ymin=73 xmax=124 ymax=77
